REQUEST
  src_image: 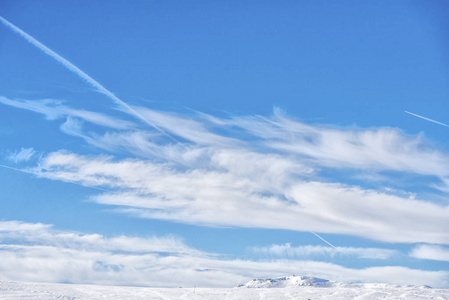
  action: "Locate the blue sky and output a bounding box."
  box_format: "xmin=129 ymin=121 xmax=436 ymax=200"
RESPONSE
xmin=1 ymin=0 xmax=449 ymax=288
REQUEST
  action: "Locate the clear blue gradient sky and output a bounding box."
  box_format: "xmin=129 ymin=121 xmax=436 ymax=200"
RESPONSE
xmin=1 ymin=0 xmax=449 ymax=288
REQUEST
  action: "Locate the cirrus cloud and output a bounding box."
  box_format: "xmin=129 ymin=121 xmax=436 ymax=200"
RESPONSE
xmin=29 ymin=150 xmax=449 ymax=245
xmin=2 ymin=96 xmax=449 ymax=261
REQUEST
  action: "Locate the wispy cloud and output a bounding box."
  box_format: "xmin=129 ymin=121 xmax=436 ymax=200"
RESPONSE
xmin=229 ymin=109 xmax=449 ymax=177
xmin=0 ymin=220 xmax=448 ymax=288
xmin=0 ymin=16 xmax=173 ymax=139
xmin=0 ymin=221 xmax=199 ymax=255
xmin=28 ymin=151 xmax=449 ymax=245
xmin=4 ymin=94 xmax=449 ymax=180
xmin=8 ymin=147 xmax=36 ymax=163
xmin=410 ymin=245 xmax=449 ymax=262
xmin=137 ymin=108 xmax=239 ymax=146
xmin=0 ymin=96 xmax=135 ymax=129
xmin=3 ymin=92 xmax=449 ymax=245
xmin=405 ymin=111 xmax=449 ymax=128
xmin=251 ymin=243 xmax=398 ymax=260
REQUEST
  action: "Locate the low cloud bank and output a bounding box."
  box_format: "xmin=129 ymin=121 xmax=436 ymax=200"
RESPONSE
xmin=1 ymin=220 xmax=448 ymax=288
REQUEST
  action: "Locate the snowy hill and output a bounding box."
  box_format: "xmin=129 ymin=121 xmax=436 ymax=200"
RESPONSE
xmin=236 ymin=275 xmax=433 ymax=290
xmin=237 ymin=275 xmax=334 ymax=288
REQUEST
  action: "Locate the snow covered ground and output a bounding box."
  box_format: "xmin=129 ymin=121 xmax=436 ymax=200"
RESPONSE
xmin=1 ymin=276 xmax=449 ymax=299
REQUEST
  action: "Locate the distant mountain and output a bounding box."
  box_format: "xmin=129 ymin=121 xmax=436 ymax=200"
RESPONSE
xmin=236 ymin=275 xmax=432 ymax=289
xmin=237 ymin=275 xmax=334 ymax=288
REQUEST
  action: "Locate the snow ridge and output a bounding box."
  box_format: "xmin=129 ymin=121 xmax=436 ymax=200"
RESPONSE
xmin=237 ymin=275 xmax=334 ymax=288
xmin=236 ymin=275 xmax=434 ymax=289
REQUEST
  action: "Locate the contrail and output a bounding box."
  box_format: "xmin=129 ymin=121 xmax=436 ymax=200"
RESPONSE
xmin=0 ymin=164 xmax=109 ymax=192
xmin=405 ymin=111 xmax=449 ymax=128
xmin=0 ymin=16 xmax=176 ymax=141
xmin=310 ymin=231 xmax=338 ymax=250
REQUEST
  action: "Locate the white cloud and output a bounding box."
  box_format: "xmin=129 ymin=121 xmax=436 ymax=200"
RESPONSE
xmin=0 ymin=96 xmax=135 ymax=130
xmin=251 ymin=243 xmax=398 ymax=260
xmin=0 ymin=220 xmax=51 ymax=233
xmin=29 ymin=151 xmax=449 ymax=245
xmin=71 ymin=105 xmax=449 ymax=179
xmin=410 ymin=245 xmax=449 ymax=262
xmin=3 ymin=95 xmax=449 ymax=250
xmin=0 ymin=220 xmax=448 ymax=288
xmin=137 ymin=108 xmax=239 ymax=146
xmin=8 ymin=147 xmax=36 ymax=163
xmin=0 ymin=222 xmax=200 ymax=258
xmin=4 ymin=95 xmax=449 ymax=181
xmin=227 ymin=109 xmax=449 ymax=178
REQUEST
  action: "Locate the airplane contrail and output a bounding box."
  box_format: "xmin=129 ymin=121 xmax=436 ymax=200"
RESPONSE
xmin=0 ymin=16 xmax=176 ymax=141
xmin=310 ymin=231 xmax=338 ymax=250
xmin=404 ymin=111 xmax=449 ymax=128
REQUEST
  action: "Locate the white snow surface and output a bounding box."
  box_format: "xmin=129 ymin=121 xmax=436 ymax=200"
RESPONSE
xmin=1 ymin=276 xmax=449 ymax=299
